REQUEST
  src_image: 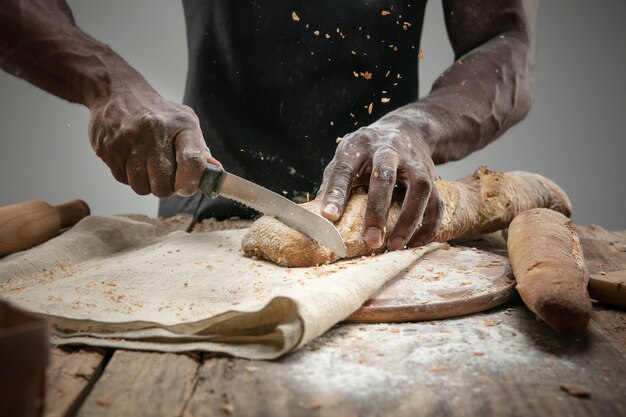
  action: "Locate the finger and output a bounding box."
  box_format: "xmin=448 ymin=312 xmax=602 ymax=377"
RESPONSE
xmin=147 ymin=149 xmax=176 ymax=198
xmin=387 ymin=165 xmax=432 ymax=251
xmin=407 ymin=186 xmax=443 ymax=247
xmin=320 ymin=151 xmax=368 ymax=221
xmin=125 ymin=152 xmax=151 ymax=195
xmin=363 ymin=148 xmax=398 ymax=249
xmin=173 ymin=129 xmax=211 ymax=196
xmin=91 ymin=128 xmax=129 ymax=185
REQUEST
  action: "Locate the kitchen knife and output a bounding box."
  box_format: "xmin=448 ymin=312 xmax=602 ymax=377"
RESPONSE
xmin=199 ymin=165 xmax=346 ymax=258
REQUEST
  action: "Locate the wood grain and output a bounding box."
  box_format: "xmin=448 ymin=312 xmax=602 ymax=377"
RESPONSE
xmin=183 ymin=310 xmax=626 ymax=417
xmin=76 ymin=350 xmax=200 ymax=417
xmin=347 ymin=245 xmax=516 ymax=322
xmin=45 ymin=347 xmax=107 ymax=417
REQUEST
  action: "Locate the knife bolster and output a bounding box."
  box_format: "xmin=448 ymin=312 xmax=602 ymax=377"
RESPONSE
xmin=200 ymin=165 xmax=226 ymax=199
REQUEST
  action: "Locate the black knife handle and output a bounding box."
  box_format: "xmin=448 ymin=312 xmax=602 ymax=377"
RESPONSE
xmin=199 ymin=165 xmax=225 ymax=199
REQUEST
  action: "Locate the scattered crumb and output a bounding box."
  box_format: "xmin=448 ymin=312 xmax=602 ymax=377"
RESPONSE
xmin=311 ymin=403 xmax=322 ymax=410
xmin=381 ymin=97 xmax=391 ymax=103
xmin=483 ymin=320 xmax=497 ymax=327
xmin=427 ymin=366 xmax=446 ymax=373
xmin=473 ymin=351 xmax=485 ymax=357
xmin=390 ymin=327 xmax=400 ymax=333
xmin=313 ymin=30 xmax=319 ymax=36
xmin=291 ymin=12 xmax=300 ymax=22
xmin=220 ymin=402 xmax=236 ymax=415
xmin=381 ymin=10 xmax=391 ymax=16
xmin=599 ymin=367 xmax=611 ymax=372
xmin=245 ymin=365 xmax=260 ymax=373
xmin=560 ymin=384 xmax=591 ymax=399
xmin=96 ymin=399 xmax=111 ymax=407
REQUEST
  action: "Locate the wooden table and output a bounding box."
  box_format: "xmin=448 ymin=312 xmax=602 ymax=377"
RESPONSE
xmin=44 ymin=217 xmax=626 ymax=417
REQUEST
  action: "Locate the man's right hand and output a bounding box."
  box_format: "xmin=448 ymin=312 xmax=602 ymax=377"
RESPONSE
xmin=88 ymin=87 xmax=220 ymax=198
xmin=1 ymin=0 xmax=220 ymax=198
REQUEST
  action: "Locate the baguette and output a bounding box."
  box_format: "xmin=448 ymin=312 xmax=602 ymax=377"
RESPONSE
xmin=241 ymin=167 xmax=572 ymax=267
xmin=507 ymin=208 xmax=591 ymax=333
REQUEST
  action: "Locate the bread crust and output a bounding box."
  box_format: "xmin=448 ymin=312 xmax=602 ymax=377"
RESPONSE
xmin=241 ymin=167 xmax=572 ymax=267
xmin=507 ymin=208 xmax=591 ymax=333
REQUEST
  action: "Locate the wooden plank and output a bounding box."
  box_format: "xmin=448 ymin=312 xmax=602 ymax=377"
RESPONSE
xmin=45 ymin=347 xmax=108 ymax=417
xmin=76 ymin=350 xmax=200 ymax=417
xmin=576 ymin=226 xmax=626 ymax=351
xmin=183 ymin=307 xmax=626 ymax=417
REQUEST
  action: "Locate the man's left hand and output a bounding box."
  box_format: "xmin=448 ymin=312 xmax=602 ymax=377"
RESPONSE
xmin=317 ymin=120 xmax=443 ymax=250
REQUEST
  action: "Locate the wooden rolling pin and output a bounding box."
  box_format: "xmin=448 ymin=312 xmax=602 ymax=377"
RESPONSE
xmin=0 ymin=199 xmax=90 ymax=256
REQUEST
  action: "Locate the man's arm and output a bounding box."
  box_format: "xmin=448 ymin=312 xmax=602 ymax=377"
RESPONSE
xmin=319 ymin=0 xmax=538 ymax=251
xmin=0 ymin=0 xmax=218 ymax=197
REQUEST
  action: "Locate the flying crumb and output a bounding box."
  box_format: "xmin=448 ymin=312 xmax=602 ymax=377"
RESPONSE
xmin=368 ymin=102 xmax=373 ymax=114
xmin=382 ymin=10 xmax=391 ymax=16
xmin=292 ymin=11 xmax=300 ymax=22
xmin=313 ymin=30 xmax=319 ymax=36
xmin=381 ymin=97 xmax=391 ymax=103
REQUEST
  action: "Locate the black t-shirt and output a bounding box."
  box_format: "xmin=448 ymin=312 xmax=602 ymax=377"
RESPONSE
xmin=160 ymin=0 xmax=427 ymax=219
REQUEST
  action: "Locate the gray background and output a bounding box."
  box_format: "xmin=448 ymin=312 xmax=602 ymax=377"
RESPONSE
xmin=1 ymin=1 xmax=624 ymax=229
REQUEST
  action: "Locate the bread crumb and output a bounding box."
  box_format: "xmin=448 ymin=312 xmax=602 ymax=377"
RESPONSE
xmin=291 ymin=12 xmax=300 ymax=22
xmin=381 ymin=10 xmax=391 ymax=16
xmin=313 ymin=30 xmax=319 ymax=36
xmin=483 ymin=319 xmax=497 ymax=327
xmin=220 ymin=402 xmax=236 ymax=415
xmin=390 ymin=327 xmax=400 ymax=333
xmin=560 ymin=384 xmax=591 ymax=398
xmin=368 ymin=103 xmax=373 ymax=114
xmin=381 ymin=97 xmax=391 ymax=103
xmin=311 ymin=403 xmax=322 ymax=410
xmin=427 ymin=366 xmax=446 ymax=373
xmin=473 ymin=351 xmax=485 ymax=357
xmin=96 ymin=399 xmax=111 ymax=407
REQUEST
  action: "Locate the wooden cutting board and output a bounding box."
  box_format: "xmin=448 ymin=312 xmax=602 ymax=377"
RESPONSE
xmin=347 ymin=245 xmax=517 ymax=322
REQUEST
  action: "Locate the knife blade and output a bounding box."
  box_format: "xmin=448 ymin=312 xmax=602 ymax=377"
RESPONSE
xmin=199 ymin=165 xmax=346 ymax=258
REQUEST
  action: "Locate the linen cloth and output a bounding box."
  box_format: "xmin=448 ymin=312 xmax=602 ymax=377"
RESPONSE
xmin=0 ymin=216 xmax=438 ymax=359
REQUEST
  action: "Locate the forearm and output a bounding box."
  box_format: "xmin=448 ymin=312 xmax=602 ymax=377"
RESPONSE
xmin=377 ymin=1 xmax=537 ymax=164
xmin=0 ymin=0 xmax=152 ymax=107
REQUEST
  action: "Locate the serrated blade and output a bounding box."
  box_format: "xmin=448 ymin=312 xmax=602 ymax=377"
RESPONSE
xmin=200 ymin=170 xmax=346 ymax=258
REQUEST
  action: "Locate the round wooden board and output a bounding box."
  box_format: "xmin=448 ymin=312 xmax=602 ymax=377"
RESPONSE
xmin=346 ymin=245 xmax=517 ymax=323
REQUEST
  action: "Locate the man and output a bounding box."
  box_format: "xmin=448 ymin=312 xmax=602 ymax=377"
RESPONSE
xmin=0 ymin=0 xmax=537 ymax=251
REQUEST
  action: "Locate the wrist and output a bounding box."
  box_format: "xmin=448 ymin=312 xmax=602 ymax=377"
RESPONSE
xmin=370 ymin=113 xmax=436 ymax=156
xmin=82 ymin=46 xmax=156 ymax=109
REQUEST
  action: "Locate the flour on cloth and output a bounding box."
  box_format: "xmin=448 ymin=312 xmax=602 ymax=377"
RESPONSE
xmin=0 ymin=216 xmax=440 ymax=359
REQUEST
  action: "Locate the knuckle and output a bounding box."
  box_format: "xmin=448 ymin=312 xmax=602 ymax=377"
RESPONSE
xmin=150 ymin=179 xmax=174 ymax=198
xmin=332 ymin=159 xmax=355 ymax=179
xmin=325 ymin=187 xmax=347 ymax=202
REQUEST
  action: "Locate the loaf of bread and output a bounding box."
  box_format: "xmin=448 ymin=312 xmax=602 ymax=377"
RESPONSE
xmin=507 ymin=208 xmax=592 ymax=333
xmin=241 ymin=167 xmax=572 ymax=267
